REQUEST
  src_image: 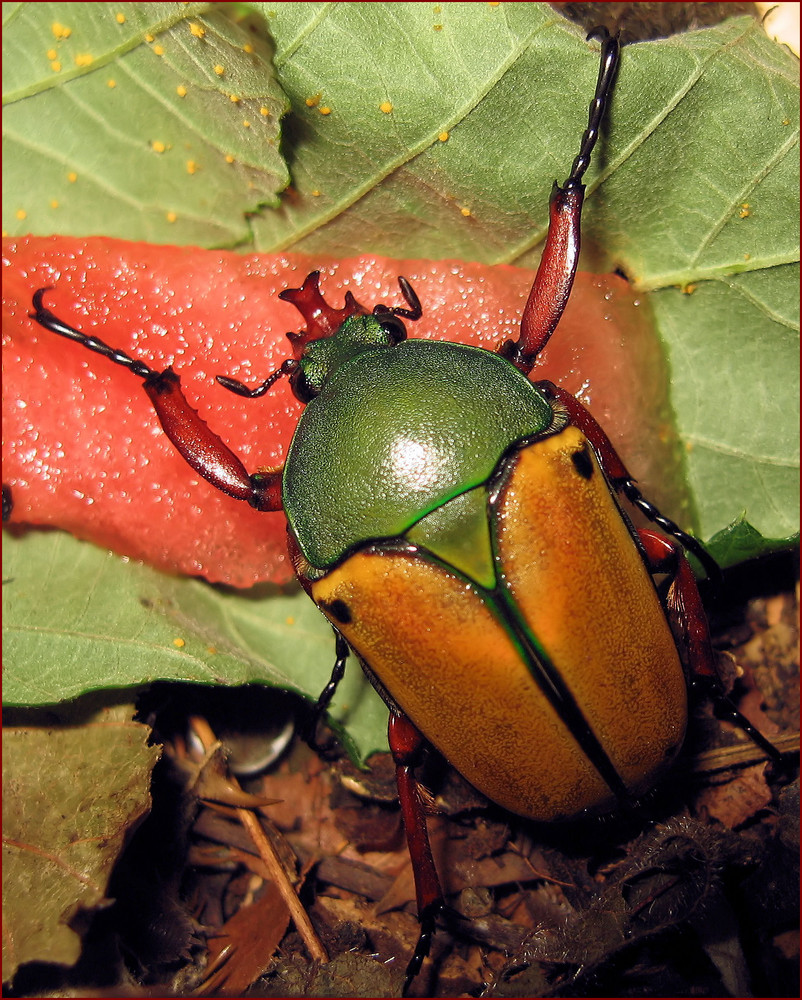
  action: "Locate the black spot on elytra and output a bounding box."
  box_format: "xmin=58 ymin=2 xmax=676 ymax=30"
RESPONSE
xmin=571 ymin=444 xmax=594 ymax=480
xmin=321 ymin=598 xmax=352 ymax=624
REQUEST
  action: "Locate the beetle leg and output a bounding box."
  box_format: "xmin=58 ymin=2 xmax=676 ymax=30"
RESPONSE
xmin=388 ymin=713 xmax=443 ymax=995
xmin=141 ymin=369 xmax=282 ymax=511
xmin=539 ymin=379 xmax=721 ymax=583
xmin=500 ymin=28 xmax=620 ymax=371
xmin=639 ymin=529 xmax=785 ymax=765
xmin=29 ymin=288 xmax=283 ymax=512
xmin=304 ymin=629 xmax=350 ymax=750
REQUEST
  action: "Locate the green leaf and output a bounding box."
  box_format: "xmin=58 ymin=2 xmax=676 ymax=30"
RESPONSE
xmin=2 ymin=529 xmax=388 ymax=760
xmin=1 ymin=700 xmax=159 ymax=978
xmin=705 ymin=516 xmax=797 ymax=571
xmin=2 ymin=1 xmax=290 ymax=245
xmin=650 ymin=271 xmax=799 ymax=546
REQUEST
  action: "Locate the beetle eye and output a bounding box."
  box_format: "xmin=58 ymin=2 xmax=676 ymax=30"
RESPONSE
xmin=374 ymin=311 xmax=407 ymax=344
xmin=289 ymin=366 xmax=318 ymax=403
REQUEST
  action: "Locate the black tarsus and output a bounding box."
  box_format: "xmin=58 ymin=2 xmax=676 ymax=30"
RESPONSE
xmin=694 ymin=677 xmax=788 ymax=767
xmin=620 ymin=481 xmax=723 ymax=588
xmin=30 ymin=288 xmax=157 ymax=381
xmin=304 ymin=630 xmax=350 ymax=750
xmin=402 ymin=902 xmax=441 ymax=996
xmin=563 ymin=26 xmax=621 ymax=191
xmin=216 ymin=358 xmax=298 ymax=398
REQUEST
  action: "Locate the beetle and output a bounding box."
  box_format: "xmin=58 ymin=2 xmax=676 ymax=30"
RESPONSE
xmin=23 ymin=26 xmax=783 ymax=993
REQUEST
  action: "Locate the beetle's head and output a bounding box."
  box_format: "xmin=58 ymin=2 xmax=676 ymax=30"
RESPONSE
xmin=279 ymin=271 xmax=422 ymax=402
xmin=217 ymin=271 xmax=422 ymax=405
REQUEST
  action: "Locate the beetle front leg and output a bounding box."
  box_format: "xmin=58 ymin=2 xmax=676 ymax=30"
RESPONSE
xmin=388 ymin=712 xmax=444 ymax=996
xmin=29 ymin=288 xmax=283 ymax=513
xmin=500 ymin=27 xmax=620 ymax=370
xmin=639 ymin=529 xmax=785 ymax=765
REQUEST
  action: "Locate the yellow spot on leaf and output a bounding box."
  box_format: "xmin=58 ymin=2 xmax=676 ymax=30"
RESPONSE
xmin=145 ymin=33 xmax=155 ymax=43
xmin=47 ymin=49 xmax=57 ymax=60
xmin=176 ymin=84 xmax=187 ymax=97
xmin=438 ymin=131 xmax=449 ymax=142
xmin=166 ymin=211 xmax=177 ymax=223
xmin=51 ymin=22 xmax=72 ymax=39
xmin=16 ymin=209 xmax=27 ymax=220
xmin=189 ymin=22 xmax=205 ymax=38
xmin=151 ymin=140 xmax=167 ymax=153
xmin=50 ymin=199 xmax=59 ymax=209
xmin=50 ymin=61 xmax=61 ymax=72
xmin=107 ymin=79 xmax=117 ymax=88
xmin=243 ymin=43 xmax=254 ymax=54
xmin=305 ymin=93 xmax=322 ymax=107
xmin=214 ymin=64 xmax=225 ymax=76
xmin=225 ymin=154 xmax=235 ymax=163
xmin=229 ymin=93 xmax=241 ymax=103
xmin=172 ymin=636 xmax=185 ymax=647
xmin=319 ymin=106 xmax=332 ymax=115
xmin=186 ymin=160 xmax=198 ymax=174
xmin=259 ymin=106 xmax=270 ymax=116
xmin=460 ymin=206 xmax=471 ymax=217
xmin=116 ymin=12 xmax=126 ymax=24
xmin=153 ymin=44 xmax=165 ymax=56
xmin=380 ymin=100 xmax=393 ymax=114
xmin=74 ymin=53 xmax=93 ymax=67
xmin=68 ymin=171 xmax=78 ymax=183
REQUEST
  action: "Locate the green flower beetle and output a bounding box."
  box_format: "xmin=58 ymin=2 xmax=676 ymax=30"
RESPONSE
xmin=27 ymin=27 xmax=782 ymax=993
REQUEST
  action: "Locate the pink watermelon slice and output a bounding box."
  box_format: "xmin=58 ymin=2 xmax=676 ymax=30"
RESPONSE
xmin=2 ymin=236 xmax=687 ymax=588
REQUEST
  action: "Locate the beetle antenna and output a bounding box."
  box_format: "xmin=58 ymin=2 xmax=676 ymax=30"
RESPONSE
xmin=372 ymin=276 xmax=423 ymax=327
xmin=391 ymin=276 xmax=423 ymax=321
xmin=563 ymin=26 xmax=621 ymax=190
xmin=216 ymin=358 xmax=298 ymax=398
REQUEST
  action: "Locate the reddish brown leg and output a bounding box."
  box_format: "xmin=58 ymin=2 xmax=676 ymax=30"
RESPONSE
xmin=142 ymin=370 xmax=282 ymax=511
xmin=638 ymin=529 xmax=719 ymax=680
xmin=388 ymin=713 xmax=443 ymax=995
xmin=639 ymin=529 xmax=784 ymax=764
xmin=500 ymin=185 xmax=585 ymax=370
xmin=29 ymin=288 xmax=283 ymax=512
xmin=500 ymin=28 xmax=620 ymax=371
